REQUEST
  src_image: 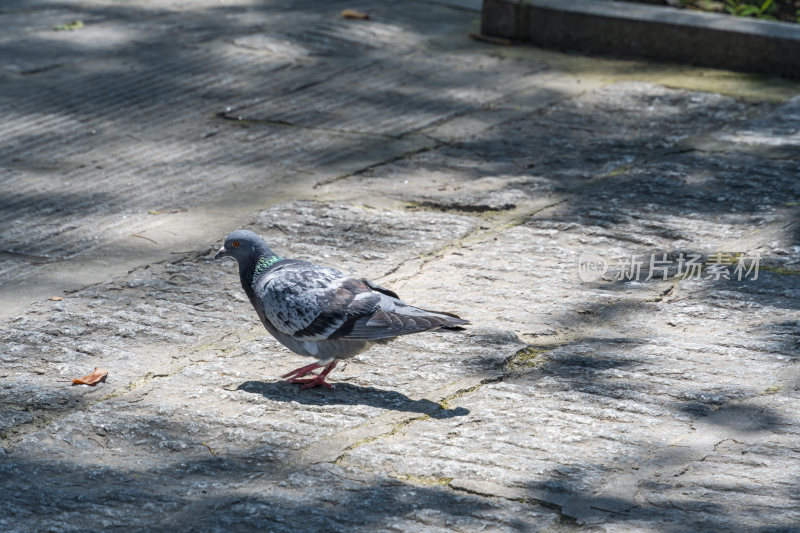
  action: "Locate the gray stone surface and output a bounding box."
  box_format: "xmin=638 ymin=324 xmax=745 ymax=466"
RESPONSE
xmin=1 ymin=0 xmax=800 ymax=531
xmin=481 ymin=0 xmax=800 ymax=78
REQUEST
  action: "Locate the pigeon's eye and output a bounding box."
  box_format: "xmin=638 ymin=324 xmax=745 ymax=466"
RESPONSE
xmin=232 ymin=241 xmax=240 ymax=248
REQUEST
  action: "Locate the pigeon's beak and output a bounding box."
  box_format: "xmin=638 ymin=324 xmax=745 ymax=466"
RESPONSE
xmin=214 ymin=246 xmax=227 ymax=260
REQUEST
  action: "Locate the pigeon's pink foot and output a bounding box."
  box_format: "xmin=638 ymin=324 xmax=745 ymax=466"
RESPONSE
xmin=283 ymin=361 xmax=338 ymax=389
xmin=281 ymin=362 xmax=321 ymax=380
xmin=285 ymin=375 xmax=333 ymax=390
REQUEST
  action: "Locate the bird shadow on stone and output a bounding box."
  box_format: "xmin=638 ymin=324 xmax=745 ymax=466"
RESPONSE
xmin=236 ymin=380 xmax=469 ymax=418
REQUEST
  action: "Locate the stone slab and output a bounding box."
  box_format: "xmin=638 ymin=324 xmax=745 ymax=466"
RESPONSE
xmin=481 ymin=0 xmax=800 ymax=78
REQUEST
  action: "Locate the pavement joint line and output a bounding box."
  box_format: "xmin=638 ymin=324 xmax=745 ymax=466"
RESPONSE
xmin=403 ymin=199 xmax=516 ymax=214
xmin=317 ymin=376 xmax=505 ymax=468
xmin=502 ymin=345 xmax=553 ymax=375
xmin=504 ymin=198 xmax=568 ymax=229
xmin=312 ymin=70 xmax=597 ymax=192
xmin=214 ymin=112 xmax=403 ymax=141
xmin=312 ymin=137 xmax=443 ymax=189
xmin=513 ymin=283 xmax=676 ymax=349
xmin=331 ymin=413 xmax=434 ymax=466
xmin=377 ymin=198 xmax=568 ymax=286
xmin=419 ymin=71 xmax=598 ymax=143
xmin=446 ymin=479 xmax=581 ymax=524
xmin=332 ymin=456 xmax=583 ymax=524
xmin=327 ymin=366 xmax=552 ymax=469
xmin=315 ymin=330 xmax=592 ymax=468
xmin=389 ymin=472 xmax=453 ymax=486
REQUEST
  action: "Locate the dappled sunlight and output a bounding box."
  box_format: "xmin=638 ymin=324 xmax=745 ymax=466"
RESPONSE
xmin=1 ymin=0 xmax=799 ymax=530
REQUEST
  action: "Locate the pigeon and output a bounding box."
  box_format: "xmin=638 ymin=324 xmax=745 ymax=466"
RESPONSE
xmin=215 ymin=229 xmax=469 ymax=389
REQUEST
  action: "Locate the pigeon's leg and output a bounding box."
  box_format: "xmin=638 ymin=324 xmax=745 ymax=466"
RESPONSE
xmin=281 ymin=362 xmax=321 ymax=380
xmin=283 ymin=361 xmax=338 ymax=390
xmin=299 ymin=361 xmax=338 ymax=389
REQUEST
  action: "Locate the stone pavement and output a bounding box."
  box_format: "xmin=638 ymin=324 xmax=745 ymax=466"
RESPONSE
xmin=1 ymin=0 xmax=799 ymax=531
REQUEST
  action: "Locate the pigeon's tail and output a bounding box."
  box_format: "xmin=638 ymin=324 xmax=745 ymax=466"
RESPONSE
xmin=359 ymin=278 xmax=469 ymax=330
xmin=333 ymin=304 xmax=469 ymax=341
xmin=416 ymin=307 xmax=470 ymax=331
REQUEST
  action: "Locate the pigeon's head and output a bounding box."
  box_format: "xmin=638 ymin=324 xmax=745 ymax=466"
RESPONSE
xmin=214 ymin=230 xmax=268 ymax=263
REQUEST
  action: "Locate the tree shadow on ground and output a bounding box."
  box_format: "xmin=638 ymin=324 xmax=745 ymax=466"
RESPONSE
xmin=237 ymin=379 xmax=469 ymax=418
xmin=0 ymin=0 xmax=516 ymax=268
xmin=0 ymin=454 xmax=535 ymax=532
xmin=472 ymin=271 xmax=800 ymax=529
xmin=3 ymin=0 xmax=800 ymax=531
xmin=519 ymin=436 xmax=800 ymax=532
xmin=686 ymin=401 xmax=790 ymax=432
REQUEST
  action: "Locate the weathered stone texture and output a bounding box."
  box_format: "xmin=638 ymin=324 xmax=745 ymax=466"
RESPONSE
xmin=1 ymin=0 xmax=799 ymax=531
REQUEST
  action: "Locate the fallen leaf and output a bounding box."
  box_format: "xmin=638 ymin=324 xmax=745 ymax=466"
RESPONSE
xmin=72 ymin=367 xmax=108 ymax=386
xmin=341 ymin=9 xmax=370 ymax=19
xmin=50 ymin=296 xmax=63 ymax=301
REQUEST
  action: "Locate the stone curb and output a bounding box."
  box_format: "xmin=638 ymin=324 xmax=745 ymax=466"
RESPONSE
xmin=481 ymin=0 xmax=800 ymax=78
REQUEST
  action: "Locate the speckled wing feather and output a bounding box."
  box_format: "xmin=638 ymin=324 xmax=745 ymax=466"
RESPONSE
xmin=254 ymin=261 xmax=378 ymax=341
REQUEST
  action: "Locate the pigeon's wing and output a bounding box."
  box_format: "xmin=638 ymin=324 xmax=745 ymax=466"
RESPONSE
xmin=257 ymin=262 xmax=468 ymax=342
xmin=290 ymin=281 xmax=384 ymax=341
xmin=256 ymin=262 xmax=381 ymax=341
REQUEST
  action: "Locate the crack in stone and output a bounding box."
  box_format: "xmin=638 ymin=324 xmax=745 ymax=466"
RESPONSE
xmin=405 ymin=200 xmax=517 ymax=213
xmin=215 ymin=111 xmax=402 ymax=141
xmin=446 ymin=481 xmax=580 ymax=526
xmin=328 ymin=350 xmax=568 ymax=469
xmin=333 ymin=455 xmax=582 ymax=526
xmin=332 ymin=413 xmax=433 ymax=466
xmin=0 ymin=250 xmax=53 ymax=264
xmin=377 ymin=199 xmax=568 ymax=287
xmin=312 ymin=138 xmax=442 ymax=189
xmin=325 ymin=375 xmax=508 ymax=467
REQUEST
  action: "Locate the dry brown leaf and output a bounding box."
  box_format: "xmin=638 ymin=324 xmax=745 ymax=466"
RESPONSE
xmin=50 ymin=296 xmax=64 ymax=301
xmin=341 ymin=9 xmax=370 ymax=19
xmin=72 ymin=367 xmax=108 ymax=386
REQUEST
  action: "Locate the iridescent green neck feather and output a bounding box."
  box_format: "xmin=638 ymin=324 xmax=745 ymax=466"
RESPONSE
xmin=252 ymin=254 xmax=283 ymax=279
